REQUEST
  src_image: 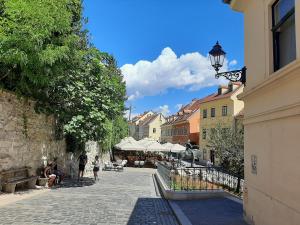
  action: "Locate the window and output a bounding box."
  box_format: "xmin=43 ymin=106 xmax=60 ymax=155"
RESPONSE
xmin=222 ymin=106 xmax=228 ymax=116
xmin=202 ymin=129 xmax=207 ymax=140
xmin=211 ymin=108 xmax=215 ymax=118
xmin=203 ymin=109 xmax=207 ymax=118
xmin=272 ymin=0 xmax=296 ymax=71
xmin=153 ymin=128 xmax=156 ymax=133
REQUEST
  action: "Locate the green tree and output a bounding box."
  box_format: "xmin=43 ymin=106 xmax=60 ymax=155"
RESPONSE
xmin=0 ymin=0 xmax=80 ymax=97
xmin=207 ymin=123 xmax=244 ymax=192
xmin=99 ymin=116 xmax=129 ymax=153
xmin=0 ymin=0 xmax=127 ymax=147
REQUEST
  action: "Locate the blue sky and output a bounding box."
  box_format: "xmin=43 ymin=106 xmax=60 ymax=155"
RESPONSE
xmin=83 ymin=0 xmax=244 ymax=118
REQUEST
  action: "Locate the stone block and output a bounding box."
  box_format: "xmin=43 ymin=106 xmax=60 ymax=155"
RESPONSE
xmin=0 ymin=90 xmax=68 ymax=176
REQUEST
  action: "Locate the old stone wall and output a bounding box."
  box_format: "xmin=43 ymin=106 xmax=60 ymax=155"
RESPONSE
xmin=0 ymin=90 xmax=68 ymax=175
xmin=84 ymin=141 xmax=111 ymax=177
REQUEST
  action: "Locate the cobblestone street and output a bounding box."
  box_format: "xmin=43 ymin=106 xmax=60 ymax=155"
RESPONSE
xmin=0 ymin=168 xmax=178 ymax=225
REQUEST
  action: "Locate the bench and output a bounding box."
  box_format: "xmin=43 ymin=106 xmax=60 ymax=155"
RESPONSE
xmin=0 ymin=167 xmax=38 ymax=193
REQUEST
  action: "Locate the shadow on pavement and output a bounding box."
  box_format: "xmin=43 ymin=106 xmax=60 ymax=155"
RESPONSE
xmin=174 ymin=197 xmax=247 ymax=225
xmin=52 ymin=177 xmax=95 ymax=189
xmin=127 ymin=197 xmax=178 ymax=225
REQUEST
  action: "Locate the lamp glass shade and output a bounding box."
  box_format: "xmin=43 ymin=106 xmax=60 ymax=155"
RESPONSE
xmin=209 ymin=42 xmax=226 ymax=72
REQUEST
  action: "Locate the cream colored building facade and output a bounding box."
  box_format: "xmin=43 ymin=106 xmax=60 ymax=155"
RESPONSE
xmin=140 ymin=114 xmax=165 ymax=141
xmin=199 ymin=83 xmax=244 ymax=164
xmin=225 ymin=1 xmax=300 ymax=225
xmin=128 ymin=111 xmax=153 ymax=140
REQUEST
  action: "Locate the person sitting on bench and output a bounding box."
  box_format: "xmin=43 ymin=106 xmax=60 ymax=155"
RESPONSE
xmin=53 ymin=157 xmax=64 ymax=184
xmin=44 ymin=162 xmax=56 ymax=188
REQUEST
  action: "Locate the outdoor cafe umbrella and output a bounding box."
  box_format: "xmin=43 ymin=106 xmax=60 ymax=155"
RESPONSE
xmin=145 ymin=142 xmax=168 ymax=152
xmin=115 ymin=141 xmax=145 ymax=151
xmin=162 ymin=142 xmax=174 ymax=152
xmin=115 ymin=137 xmax=137 ymax=149
xmin=138 ymin=138 xmax=157 ymax=147
xmin=170 ymin=144 xmax=186 ymax=153
xmin=162 ymin=143 xmax=186 ymax=153
xmin=123 ymin=137 xmax=137 ymax=143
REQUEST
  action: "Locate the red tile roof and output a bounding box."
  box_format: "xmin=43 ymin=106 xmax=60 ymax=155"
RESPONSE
xmin=200 ymin=83 xmax=242 ymax=104
xmin=139 ymin=113 xmax=163 ymax=127
xmin=131 ymin=111 xmax=152 ymax=123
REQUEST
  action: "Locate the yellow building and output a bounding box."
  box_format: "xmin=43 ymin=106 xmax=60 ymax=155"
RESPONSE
xmin=128 ymin=111 xmax=153 ymax=140
xmin=139 ymin=113 xmax=165 ymax=141
xmin=199 ymin=82 xmax=244 ymax=164
xmin=225 ymin=1 xmax=300 ymax=224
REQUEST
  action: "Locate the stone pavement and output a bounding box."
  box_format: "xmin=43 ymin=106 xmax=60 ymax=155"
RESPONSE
xmin=0 ymin=168 xmax=178 ymax=225
xmin=171 ymin=198 xmax=247 ymax=225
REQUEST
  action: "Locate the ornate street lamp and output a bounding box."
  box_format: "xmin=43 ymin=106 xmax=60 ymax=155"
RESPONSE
xmin=209 ymin=41 xmax=247 ymax=85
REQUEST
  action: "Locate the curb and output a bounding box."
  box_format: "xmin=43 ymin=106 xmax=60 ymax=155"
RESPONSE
xmin=168 ymin=200 xmax=193 ymax=225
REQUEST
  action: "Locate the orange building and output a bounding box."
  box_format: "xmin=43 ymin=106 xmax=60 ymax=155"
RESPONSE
xmin=172 ymin=99 xmax=202 ymax=145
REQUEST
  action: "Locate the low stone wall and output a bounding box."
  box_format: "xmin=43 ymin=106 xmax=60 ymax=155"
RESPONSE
xmin=0 ymin=90 xmax=68 ymax=176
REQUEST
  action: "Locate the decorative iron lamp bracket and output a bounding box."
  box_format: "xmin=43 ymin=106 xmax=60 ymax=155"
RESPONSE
xmin=215 ymin=66 xmax=247 ymax=85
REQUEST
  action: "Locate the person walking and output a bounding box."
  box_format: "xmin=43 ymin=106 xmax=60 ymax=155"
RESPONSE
xmin=92 ymin=155 xmax=100 ymax=181
xmin=78 ymin=151 xmax=87 ymax=181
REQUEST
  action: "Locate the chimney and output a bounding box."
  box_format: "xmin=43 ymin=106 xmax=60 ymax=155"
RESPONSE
xmin=218 ymin=85 xmax=228 ymax=95
xmin=183 ymin=109 xmax=192 ymax=114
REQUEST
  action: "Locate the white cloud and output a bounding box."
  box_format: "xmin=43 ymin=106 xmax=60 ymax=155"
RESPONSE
xmin=175 ymin=104 xmax=183 ymax=111
xmin=155 ymin=105 xmax=170 ymax=116
xmin=121 ymin=47 xmax=230 ymax=100
xmin=229 ymin=59 xmax=238 ymax=66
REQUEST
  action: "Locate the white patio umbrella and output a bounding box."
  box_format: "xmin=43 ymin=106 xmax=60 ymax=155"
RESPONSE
xmin=170 ymin=144 xmax=186 ymax=153
xmin=138 ymin=138 xmax=157 ymax=147
xmin=123 ymin=137 xmax=137 ymax=143
xmin=116 ymin=142 xmax=146 ymax=151
xmin=115 ymin=137 xmax=137 ymax=149
xmin=146 ymin=142 xmax=168 ymax=152
xmin=162 ymin=142 xmax=174 ymax=151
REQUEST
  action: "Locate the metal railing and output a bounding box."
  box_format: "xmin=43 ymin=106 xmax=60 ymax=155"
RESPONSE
xmin=157 ymin=162 xmax=244 ymax=193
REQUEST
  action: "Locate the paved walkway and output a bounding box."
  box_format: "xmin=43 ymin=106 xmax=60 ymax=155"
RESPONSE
xmin=171 ymin=198 xmax=247 ymax=225
xmin=0 ymin=168 xmax=178 ymax=225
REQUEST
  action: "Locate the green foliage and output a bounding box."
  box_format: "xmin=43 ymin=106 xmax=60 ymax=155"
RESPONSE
xmin=207 ymin=123 xmax=244 ymax=192
xmin=0 ymin=0 xmax=126 ymax=145
xmin=99 ymin=116 xmax=129 ymax=153
xmin=65 ymin=134 xmax=85 ymax=153
xmin=0 ymin=0 xmax=76 ymax=95
xmin=207 ymin=123 xmax=244 ymax=178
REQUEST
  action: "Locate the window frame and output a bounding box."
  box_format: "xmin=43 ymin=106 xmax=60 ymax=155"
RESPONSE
xmin=202 ymin=129 xmax=207 ymax=140
xmin=222 ymin=105 xmax=228 ymax=116
xmin=271 ymin=0 xmax=296 ymax=71
xmin=211 ymin=108 xmax=216 ymax=118
xmin=203 ymin=109 xmax=207 ymax=119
